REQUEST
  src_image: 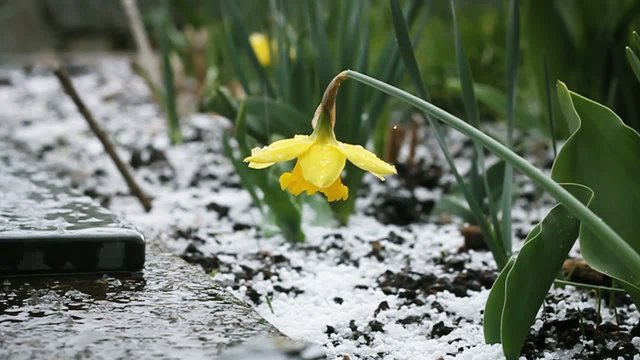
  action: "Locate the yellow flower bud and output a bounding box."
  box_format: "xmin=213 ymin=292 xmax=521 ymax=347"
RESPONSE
xmin=249 ymin=33 xmax=271 ymax=67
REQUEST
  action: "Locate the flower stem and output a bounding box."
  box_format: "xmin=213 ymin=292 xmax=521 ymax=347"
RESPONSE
xmin=314 ymin=71 xmax=349 ymax=129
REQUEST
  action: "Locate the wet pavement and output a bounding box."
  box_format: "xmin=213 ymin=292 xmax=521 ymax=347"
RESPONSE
xmin=0 ymin=140 xmax=144 ymax=275
xmin=0 ymin=243 xmax=283 ymax=359
xmin=0 ymin=141 xmax=283 ymax=359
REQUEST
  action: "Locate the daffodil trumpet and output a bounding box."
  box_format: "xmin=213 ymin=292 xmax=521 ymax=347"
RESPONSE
xmin=243 ymin=71 xmax=397 ymax=202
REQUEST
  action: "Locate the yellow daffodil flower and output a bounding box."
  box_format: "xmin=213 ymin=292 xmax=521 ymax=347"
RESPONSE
xmin=244 ymin=73 xmax=396 ymax=202
xmin=249 ymin=33 xmax=271 ymax=67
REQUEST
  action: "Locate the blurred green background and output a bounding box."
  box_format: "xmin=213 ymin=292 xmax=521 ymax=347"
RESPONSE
xmin=3 ymin=0 xmax=638 ymax=130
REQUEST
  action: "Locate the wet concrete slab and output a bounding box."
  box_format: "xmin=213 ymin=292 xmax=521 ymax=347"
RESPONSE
xmin=0 ymin=243 xmax=283 ymax=359
xmin=0 ymin=141 xmax=283 ymax=359
xmin=0 ymin=140 xmax=144 ymax=275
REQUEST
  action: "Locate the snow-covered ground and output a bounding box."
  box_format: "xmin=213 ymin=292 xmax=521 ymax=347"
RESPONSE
xmin=1 ymin=57 xmax=638 ymax=360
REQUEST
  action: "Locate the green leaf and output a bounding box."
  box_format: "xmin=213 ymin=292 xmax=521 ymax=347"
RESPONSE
xmin=483 ymin=257 xmax=514 ymax=344
xmin=436 ymin=160 xmax=507 ymax=221
xmin=222 ymin=0 xmax=276 ymax=97
xmin=305 ymin=0 xmax=333 ymax=89
xmin=486 ymin=185 xmax=591 ymax=359
xmin=243 ymin=97 xmax=310 ymax=143
xmin=555 ymin=82 xmax=640 ymax=299
xmin=501 ymin=0 xmax=519 ymax=258
xmin=485 ymin=82 xmax=640 ymax=359
xmin=223 ymin=102 xmax=261 ymax=210
xmin=223 ymin=101 xmax=304 ymax=242
xmin=521 ymin=0 xmax=573 ymax=136
xmin=444 ymin=80 xmax=538 ymax=128
xmin=556 ymin=83 xmax=580 ymax=133
xmin=331 ymin=0 xmax=423 ymax=225
xmin=391 ymin=0 xmax=508 ymax=268
xmin=222 ymin=133 xmax=262 ymax=211
xmin=154 ymin=7 xmax=182 ymax=145
xmin=432 ymin=196 xmax=475 ymax=224
xmin=304 ymin=195 xmax=334 ymax=226
xmin=220 ymin=19 xmax=251 ymax=95
xmin=260 ymin=170 xmax=305 ymax=242
xmin=632 ymin=31 xmax=640 ymax=52
xmin=450 ymin=0 xmax=479 ymax=128
xmin=450 ymin=0 xmax=503 ymax=258
xmin=343 ymin=72 xmax=640 ymax=352
xmin=543 ymin=55 xmax=558 ymax=157
xmin=272 ymin=0 xmax=291 ymax=103
xmin=209 ymin=85 xmax=239 ymax=120
xmin=625 ymin=46 xmax=640 ymax=83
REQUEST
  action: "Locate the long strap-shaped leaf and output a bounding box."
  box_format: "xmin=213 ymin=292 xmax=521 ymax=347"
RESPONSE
xmin=391 ymin=0 xmax=508 ymax=268
xmin=222 ymin=102 xmax=304 ymax=242
xmin=221 ymin=0 xmax=276 ymax=98
xmin=500 ymin=0 xmax=519 ymax=254
xmin=450 ymin=0 xmax=505 ymax=261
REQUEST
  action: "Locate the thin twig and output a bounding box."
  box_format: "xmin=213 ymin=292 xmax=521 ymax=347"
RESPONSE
xmin=54 ymin=67 xmax=153 ymax=212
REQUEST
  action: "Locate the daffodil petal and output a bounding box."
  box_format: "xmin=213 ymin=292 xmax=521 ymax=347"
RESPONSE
xmin=333 ymin=142 xmax=396 ymax=180
xmin=248 ymin=161 xmax=275 ymax=169
xmin=243 ymin=135 xmax=313 ymax=165
xmin=299 ymin=143 xmax=346 ymax=188
xmin=279 ymin=162 xmax=318 ymax=196
xmin=319 ymin=177 xmax=349 ymax=202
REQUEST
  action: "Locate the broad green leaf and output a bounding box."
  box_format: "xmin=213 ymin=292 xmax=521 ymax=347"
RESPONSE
xmin=493 ymin=185 xmax=591 ymax=359
xmin=483 ymin=257 xmax=514 ymax=344
xmin=202 ymin=85 xmax=238 ymax=121
xmin=304 ymin=194 xmax=334 ymax=226
xmin=555 ymin=82 xmax=640 ymax=299
xmin=486 ymin=82 xmax=640 ymax=359
xmin=556 ymin=84 xmax=580 ymax=134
